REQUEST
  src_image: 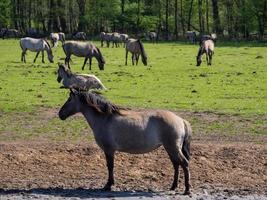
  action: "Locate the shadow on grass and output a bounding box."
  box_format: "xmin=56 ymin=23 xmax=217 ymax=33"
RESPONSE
xmin=0 ymin=188 xmax=158 ymax=199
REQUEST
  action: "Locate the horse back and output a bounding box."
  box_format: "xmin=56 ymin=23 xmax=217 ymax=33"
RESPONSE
xmin=105 ymin=109 xmax=187 ymax=154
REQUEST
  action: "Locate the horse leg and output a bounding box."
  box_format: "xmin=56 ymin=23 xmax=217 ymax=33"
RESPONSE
xmin=41 ymin=50 xmax=45 ymax=63
xmin=125 ymin=50 xmax=128 ymax=66
xmin=209 ymin=51 xmax=212 ymax=65
xmin=82 ymin=58 xmax=88 ymax=70
xmin=103 ymin=151 xmax=115 ymax=191
xmin=34 ymin=51 xmax=40 ymax=63
xmin=164 ymin=146 xmax=180 ymax=190
xmin=205 ymin=52 xmax=209 ymax=66
xmin=89 ymin=57 xmax=92 ymax=70
xmin=132 ymin=54 xmax=135 ymax=65
xmin=21 ymin=51 xmax=25 ymax=62
xmin=180 ymin=152 xmax=191 ymax=195
xmin=136 ymin=54 xmax=140 ymax=65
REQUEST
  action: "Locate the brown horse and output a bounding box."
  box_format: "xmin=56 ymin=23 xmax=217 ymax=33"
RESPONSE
xmin=125 ymin=39 xmax=147 ymax=66
xmin=196 ymin=39 xmax=214 ymax=66
xmin=59 ymin=90 xmax=192 ymax=194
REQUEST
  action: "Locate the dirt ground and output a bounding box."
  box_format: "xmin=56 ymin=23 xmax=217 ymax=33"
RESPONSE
xmin=0 ymin=109 xmax=266 ymax=199
xmin=0 ymin=137 xmax=266 ymax=196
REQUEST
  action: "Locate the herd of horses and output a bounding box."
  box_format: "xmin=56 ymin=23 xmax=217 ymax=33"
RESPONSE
xmin=2 ymin=30 xmax=217 ymax=194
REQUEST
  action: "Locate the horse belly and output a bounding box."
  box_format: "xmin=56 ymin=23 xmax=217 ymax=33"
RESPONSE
xmin=114 ymin=129 xmax=162 ymax=154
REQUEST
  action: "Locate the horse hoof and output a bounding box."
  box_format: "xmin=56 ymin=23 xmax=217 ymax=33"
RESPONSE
xmin=102 ymin=186 xmax=111 ymax=191
xmin=183 ymin=190 xmax=191 ymax=196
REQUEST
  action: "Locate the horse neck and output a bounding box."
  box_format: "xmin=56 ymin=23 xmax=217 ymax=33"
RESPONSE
xmin=197 ymin=46 xmax=204 ymax=58
xmin=81 ymin=105 xmax=108 ymax=133
xmin=44 ymin=42 xmax=51 ymax=54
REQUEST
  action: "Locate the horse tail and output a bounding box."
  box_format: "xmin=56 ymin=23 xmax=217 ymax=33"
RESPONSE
xmin=19 ymin=39 xmax=23 ymax=50
xmin=182 ymin=120 xmax=192 ymax=161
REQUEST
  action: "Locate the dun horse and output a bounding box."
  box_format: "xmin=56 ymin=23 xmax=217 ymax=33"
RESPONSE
xmin=63 ymin=41 xmax=105 ymax=70
xmin=59 ymin=90 xmax=192 ymax=194
xmin=196 ymin=39 xmax=214 ymax=66
xmin=125 ymin=39 xmax=147 ymax=66
xmin=57 ymin=63 xmax=106 ymax=91
xmin=20 ymin=37 xmax=54 ymax=63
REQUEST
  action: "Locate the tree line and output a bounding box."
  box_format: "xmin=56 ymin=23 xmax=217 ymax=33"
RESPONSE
xmin=0 ymin=0 xmax=266 ymax=40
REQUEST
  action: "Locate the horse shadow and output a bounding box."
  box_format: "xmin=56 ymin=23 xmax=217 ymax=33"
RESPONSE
xmin=0 ymin=188 xmax=159 ymax=199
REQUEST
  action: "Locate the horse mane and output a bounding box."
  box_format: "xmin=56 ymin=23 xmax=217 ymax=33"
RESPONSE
xmin=60 ymin=64 xmax=73 ymax=78
xmin=137 ymin=39 xmax=147 ymax=59
xmin=79 ymin=92 xmax=122 ymax=115
xmin=43 ymin=38 xmax=52 ymax=50
xmin=96 ymin=47 xmax=105 ymax=63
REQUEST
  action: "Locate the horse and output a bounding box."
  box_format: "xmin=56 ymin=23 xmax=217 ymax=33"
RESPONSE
xmin=125 ymin=39 xmax=147 ymax=66
xmin=50 ymin=33 xmax=60 ymax=47
xmin=199 ymin=33 xmax=217 ymax=46
xmin=147 ymin=31 xmax=157 ymax=43
xmin=57 ymin=63 xmax=106 ymax=91
xmin=186 ymin=31 xmax=197 ymax=44
xmin=20 ymin=37 xmax=54 ymax=63
xmin=100 ymin=32 xmax=106 ymax=47
xmin=63 ymin=41 xmax=105 ymax=70
xmin=103 ymin=33 xmax=113 ymax=48
xmin=0 ymin=28 xmax=20 ymax=39
xmin=120 ymin=33 xmax=129 ymax=47
xmin=111 ymin=32 xmax=121 ymax=48
xmin=73 ymin=32 xmax=87 ymax=40
xmin=58 ymin=90 xmax=192 ymax=194
xmin=58 ymin=32 xmax=65 ymax=43
xmin=196 ymin=39 xmax=214 ymax=66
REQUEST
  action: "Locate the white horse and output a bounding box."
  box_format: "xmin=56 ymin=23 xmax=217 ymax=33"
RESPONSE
xmin=20 ymin=37 xmax=54 ymax=63
xmin=58 ymin=32 xmax=65 ymax=43
xmin=57 ymin=63 xmax=106 ymax=91
xmin=50 ymin=33 xmax=60 ymax=47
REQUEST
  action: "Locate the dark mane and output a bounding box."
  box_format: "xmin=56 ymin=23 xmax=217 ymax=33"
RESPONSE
xmin=137 ymin=39 xmax=147 ymax=58
xmin=59 ymin=64 xmax=72 ymax=78
xmin=43 ymin=38 xmax=51 ymax=50
xmin=96 ymin=47 xmax=105 ymax=64
xmin=79 ymin=92 xmax=122 ymax=115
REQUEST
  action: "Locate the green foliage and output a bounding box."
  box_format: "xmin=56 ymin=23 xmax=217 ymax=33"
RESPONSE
xmin=0 ymin=0 xmax=10 ymax=27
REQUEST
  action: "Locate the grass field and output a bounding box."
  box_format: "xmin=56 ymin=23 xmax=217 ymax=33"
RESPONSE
xmin=0 ymin=39 xmax=266 ymax=140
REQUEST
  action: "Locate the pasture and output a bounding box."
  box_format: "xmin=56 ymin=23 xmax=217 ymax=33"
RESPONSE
xmin=0 ymin=39 xmax=266 ymax=140
xmin=0 ymin=39 xmax=266 ymax=199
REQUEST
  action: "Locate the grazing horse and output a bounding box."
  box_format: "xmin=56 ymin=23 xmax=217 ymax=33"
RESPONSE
xmin=63 ymin=41 xmax=105 ymax=70
xmin=125 ymin=39 xmax=147 ymax=66
xmin=111 ymin=32 xmax=121 ymax=48
xmin=58 ymin=32 xmax=65 ymax=43
xmin=59 ymin=90 xmax=192 ymax=194
xmin=199 ymin=33 xmax=217 ymax=46
xmin=147 ymin=31 xmax=157 ymax=43
xmin=20 ymin=37 xmax=54 ymax=63
xmin=73 ymin=32 xmax=87 ymax=40
xmin=186 ymin=31 xmax=197 ymax=44
xmin=57 ymin=63 xmax=106 ymax=91
xmin=100 ymin=32 xmax=106 ymax=47
xmin=0 ymin=28 xmax=20 ymax=39
xmin=50 ymin=33 xmax=60 ymax=47
xmin=196 ymin=39 xmax=214 ymax=66
xmin=120 ymin=34 xmax=129 ymax=47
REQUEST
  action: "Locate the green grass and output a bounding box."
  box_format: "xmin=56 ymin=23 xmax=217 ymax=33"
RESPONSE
xmin=0 ymin=39 xmax=266 ymax=140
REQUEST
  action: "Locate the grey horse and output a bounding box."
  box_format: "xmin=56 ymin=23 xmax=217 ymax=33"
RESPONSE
xmin=125 ymin=39 xmax=147 ymax=66
xmin=196 ymin=39 xmax=215 ymax=66
xmin=20 ymin=37 xmax=54 ymax=63
xmin=57 ymin=63 xmax=106 ymax=91
xmin=63 ymin=41 xmax=105 ymax=70
xmin=59 ymin=90 xmax=192 ymax=194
